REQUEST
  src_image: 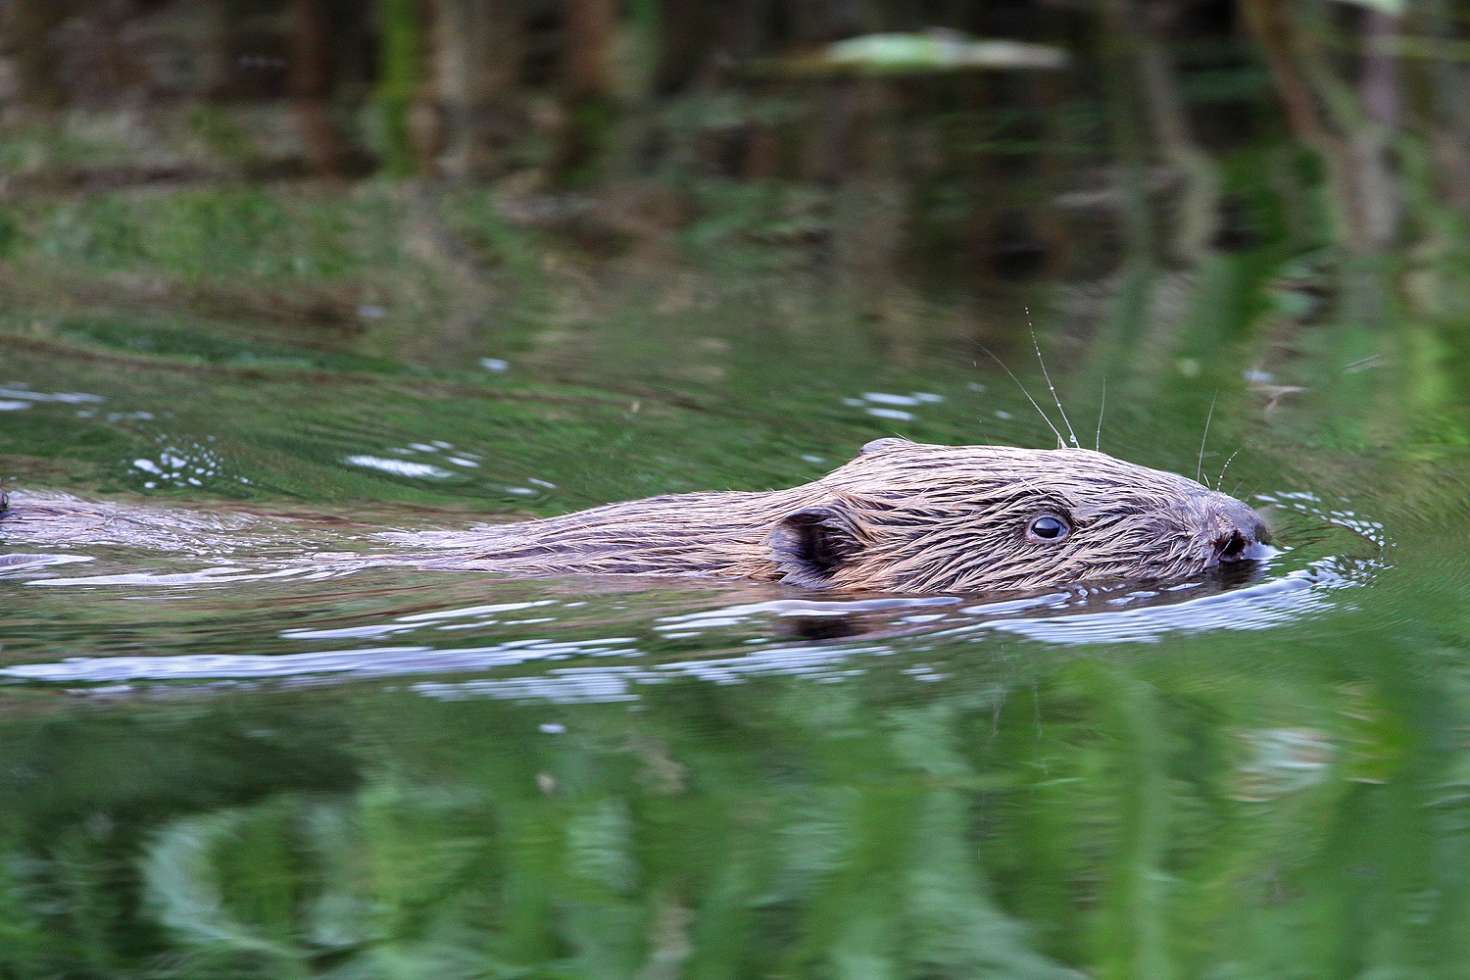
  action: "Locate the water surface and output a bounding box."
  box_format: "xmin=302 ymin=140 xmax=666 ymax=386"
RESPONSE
xmin=3 ymin=209 xmax=1470 ymax=979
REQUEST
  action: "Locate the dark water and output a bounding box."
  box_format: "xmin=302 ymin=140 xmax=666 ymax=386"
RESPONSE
xmin=3 ymin=208 xmax=1470 ymax=977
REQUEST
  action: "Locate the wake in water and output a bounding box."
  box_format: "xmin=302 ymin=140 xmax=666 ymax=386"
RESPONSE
xmin=1 ymin=491 xmax=263 ymax=553
xmin=0 ymin=490 xmax=424 ymax=586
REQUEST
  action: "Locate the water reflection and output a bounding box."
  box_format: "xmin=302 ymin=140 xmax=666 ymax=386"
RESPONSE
xmin=0 ymin=299 xmax=1463 ymax=980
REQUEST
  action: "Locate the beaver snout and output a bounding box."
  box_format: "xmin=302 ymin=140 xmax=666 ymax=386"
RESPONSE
xmin=1209 ymin=498 xmax=1272 ymax=564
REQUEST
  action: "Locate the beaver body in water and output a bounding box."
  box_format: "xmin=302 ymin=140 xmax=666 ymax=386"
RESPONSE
xmin=443 ymin=438 xmax=1270 ymax=593
xmin=1 ymin=439 xmax=1269 ymax=594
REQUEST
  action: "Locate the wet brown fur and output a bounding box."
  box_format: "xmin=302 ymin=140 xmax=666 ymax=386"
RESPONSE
xmin=445 ymin=439 xmax=1269 ymax=593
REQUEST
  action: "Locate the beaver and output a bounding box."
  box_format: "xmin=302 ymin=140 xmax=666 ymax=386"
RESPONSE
xmin=443 ymin=438 xmax=1271 ymax=593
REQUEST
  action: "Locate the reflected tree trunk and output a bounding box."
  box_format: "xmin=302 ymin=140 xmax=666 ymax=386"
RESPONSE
xmin=832 ymin=80 xmax=908 ymax=323
xmin=1099 ymin=0 xmax=1155 ymax=268
xmin=379 ymin=0 xmax=426 ymax=176
xmin=290 ymin=0 xmax=352 ymax=176
xmin=553 ymin=0 xmax=617 ymax=184
xmin=1348 ymin=7 xmax=1401 ymax=251
xmin=651 ymin=0 xmax=715 ymax=94
xmin=1135 ymin=0 xmax=1220 ymax=264
xmin=1423 ymin=0 xmax=1470 ymax=214
xmin=429 ymin=0 xmax=525 ymax=178
xmin=4 ymin=0 xmax=71 ymax=110
xmin=1241 ymin=0 xmax=1402 ymax=255
xmin=564 ymin=0 xmax=615 ymax=100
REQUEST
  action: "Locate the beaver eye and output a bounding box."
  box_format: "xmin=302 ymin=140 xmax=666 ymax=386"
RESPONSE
xmin=1027 ymin=514 xmax=1070 ymax=543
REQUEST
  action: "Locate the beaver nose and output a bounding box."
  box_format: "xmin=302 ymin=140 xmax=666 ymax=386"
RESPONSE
xmin=1214 ymin=529 xmax=1251 ymax=562
xmin=1211 ymin=500 xmax=1270 ymax=563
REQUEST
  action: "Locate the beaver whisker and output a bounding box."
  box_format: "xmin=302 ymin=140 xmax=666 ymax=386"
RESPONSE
xmin=1216 ymin=447 xmax=1242 ymax=492
xmin=1026 ymin=306 xmax=1080 ymax=449
xmin=1095 ymin=374 xmax=1107 ymax=452
xmin=977 ymin=344 xmax=1067 ymax=449
xmin=1196 ymin=390 xmax=1218 ymax=483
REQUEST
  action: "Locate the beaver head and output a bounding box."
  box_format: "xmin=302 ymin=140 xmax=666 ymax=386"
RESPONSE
xmin=765 ymin=438 xmax=1271 ymax=593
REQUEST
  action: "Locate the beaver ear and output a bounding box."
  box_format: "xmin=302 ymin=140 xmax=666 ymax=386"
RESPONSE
xmin=769 ymin=503 xmax=864 ymax=589
xmin=860 ymin=437 xmax=914 ymax=456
